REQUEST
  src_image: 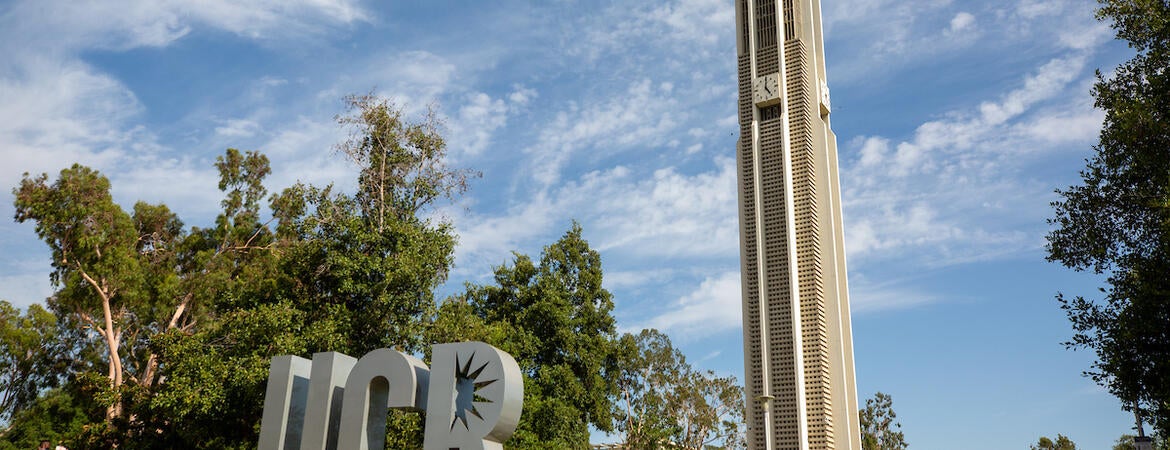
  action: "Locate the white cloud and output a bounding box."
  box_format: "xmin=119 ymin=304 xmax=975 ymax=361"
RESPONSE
xmin=858 ymin=137 xmax=890 ymax=167
xmin=1017 ymin=0 xmax=1066 ymax=19
xmin=848 ymin=276 xmax=941 ymax=313
xmin=823 ymin=0 xmax=1104 ymax=83
xmin=450 ymin=93 xmax=508 ymax=158
xmin=360 ymin=51 xmax=459 ymax=112
xmin=450 ymin=156 xmax=738 ymax=282
xmin=260 ymin=116 xmax=353 ymax=193
xmin=841 ymin=51 xmax=1096 ymax=268
xmin=525 ymin=79 xmax=681 ymax=187
xmin=448 ymin=193 xmax=559 ymax=280
xmin=0 ymin=272 xmax=55 ymax=310
xmin=604 ymin=268 xmax=679 ymax=292
xmin=0 ymin=254 xmax=55 ymax=309
xmin=947 ymin=12 xmax=977 ymax=36
xmin=570 ymin=0 xmax=734 ymax=64
xmin=215 ymin=119 xmax=262 ymax=138
xmin=0 ymin=57 xmax=140 ymax=193
xmin=508 ymin=85 xmax=538 ymax=106
xmin=635 ymin=271 xmax=742 ymax=337
xmin=0 ymin=0 xmax=368 ymax=52
xmin=1058 ymin=21 xmax=1113 ymax=51
xmin=577 ymin=159 xmax=739 ymax=258
xmin=448 ymin=85 xmax=537 ymax=159
xmin=176 ymin=0 xmax=367 ymax=39
xmin=0 ymin=0 xmax=374 ymax=228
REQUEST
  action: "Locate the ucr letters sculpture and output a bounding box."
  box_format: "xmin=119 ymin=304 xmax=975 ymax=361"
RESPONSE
xmin=258 ymin=341 xmax=523 ymax=450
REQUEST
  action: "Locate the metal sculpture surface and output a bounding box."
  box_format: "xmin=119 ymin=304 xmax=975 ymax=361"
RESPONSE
xmin=258 ymin=341 xmax=523 ymax=450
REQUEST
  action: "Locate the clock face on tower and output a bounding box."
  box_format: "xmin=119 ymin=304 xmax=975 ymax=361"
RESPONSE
xmin=753 ymin=73 xmax=781 ymax=108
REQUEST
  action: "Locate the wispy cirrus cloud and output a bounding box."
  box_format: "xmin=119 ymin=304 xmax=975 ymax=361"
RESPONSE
xmin=449 ymin=155 xmax=738 ymax=282
xmin=628 ymin=271 xmax=742 ymax=338
xmin=0 ymin=0 xmax=368 ymax=52
xmin=840 ymin=50 xmax=1098 ymax=271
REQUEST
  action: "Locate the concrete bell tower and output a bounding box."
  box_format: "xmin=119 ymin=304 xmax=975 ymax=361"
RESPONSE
xmin=735 ymin=1 xmax=861 ymax=449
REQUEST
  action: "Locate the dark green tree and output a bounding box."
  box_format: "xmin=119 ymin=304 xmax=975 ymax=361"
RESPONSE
xmin=859 ymin=392 xmax=907 ymax=450
xmin=1046 ymin=0 xmax=1170 ymax=435
xmin=438 ymin=222 xmax=620 ymax=448
xmin=8 ymin=94 xmax=475 ymax=448
xmin=0 ymin=389 xmax=94 ymax=450
xmin=10 ymin=149 xmax=287 ymax=447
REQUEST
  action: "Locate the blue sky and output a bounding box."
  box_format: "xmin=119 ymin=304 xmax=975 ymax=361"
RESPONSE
xmin=0 ymin=0 xmax=1139 ymax=448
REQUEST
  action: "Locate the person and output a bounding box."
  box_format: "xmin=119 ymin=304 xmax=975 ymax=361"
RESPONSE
xmin=37 ymin=441 xmax=50 ymax=450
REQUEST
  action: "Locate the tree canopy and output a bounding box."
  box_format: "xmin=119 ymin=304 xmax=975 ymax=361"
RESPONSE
xmin=0 ymin=301 xmax=64 ymax=423
xmin=613 ymin=329 xmax=745 ymax=450
xmin=859 ymin=392 xmax=907 ymax=450
xmin=2 ymin=94 xmax=743 ymax=449
xmin=1046 ymin=0 xmax=1170 ymax=435
xmin=1032 ymin=434 xmax=1077 ymax=450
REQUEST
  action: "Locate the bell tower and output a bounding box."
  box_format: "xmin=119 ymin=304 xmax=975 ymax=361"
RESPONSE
xmin=735 ymin=1 xmax=861 ymax=449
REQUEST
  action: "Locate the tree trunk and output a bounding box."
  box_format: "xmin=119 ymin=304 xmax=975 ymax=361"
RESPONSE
xmin=79 ymin=268 xmax=125 ymax=419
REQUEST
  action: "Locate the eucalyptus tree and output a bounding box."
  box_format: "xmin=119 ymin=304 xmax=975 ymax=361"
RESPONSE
xmin=859 ymin=392 xmax=907 ymax=450
xmin=613 ymin=329 xmax=745 ymax=450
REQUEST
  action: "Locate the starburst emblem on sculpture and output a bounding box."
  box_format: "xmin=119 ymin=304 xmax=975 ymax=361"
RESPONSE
xmin=451 ymin=351 xmax=498 ymax=431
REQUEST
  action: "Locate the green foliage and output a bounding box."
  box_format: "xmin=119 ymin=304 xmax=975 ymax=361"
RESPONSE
xmin=615 ymin=329 xmax=687 ymax=448
xmin=5 ymin=93 xmax=721 ymax=450
xmin=859 ymin=392 xmax=907 ymax=450
xmin=436 ymin=223 xmax=620 ymax=448
xmin=129 ymin=97 xmax=470 ymax=448
xmin=1031 ymin=434 xmax=1077 ymax=450
xmin=266 ymin=94 xmax=474 ymax=355
xmin=7 ymin=94 xmax=475 ymax=447
xmin=1114 ymin=433 xmax=1169 ymax=450
xmin=1046 ymin=0 xmax=1170 ymax=435
xmin=0 ymin=301 xmax=64 ymax=423
xmin=0 ymin=388 xmax=94 ymax=450
xmin=613 ymin=329 xmax=745 ymax=450
xmin=13 ymin=165 xmax=143 ymax=418
xmin=334 ymin=93 xmax=476 ymax=225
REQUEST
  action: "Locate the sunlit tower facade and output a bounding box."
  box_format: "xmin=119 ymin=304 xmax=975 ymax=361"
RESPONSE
xmin=735 ymin=0 xmax=861 ymax=449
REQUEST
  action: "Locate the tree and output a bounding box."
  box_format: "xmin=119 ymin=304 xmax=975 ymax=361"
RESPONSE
xmin=438 ymin=223 xmax=620 ymax=448
xmin=269 ymin=94 xmax=475 ymax=354
xmin=128 ymin=97 xmax=472 ymax=448
xmin=7 ymin=93 xmax=477 ymax=448
xmin=1114 ymin=433 xmax=1169 ymax=450
xmin=614 ymin=329 xmax=687 ymax=448
xmin=673 ymin=371 xmax=744 ymax=450
xmin=15 ymin=165 xmax=150 ymax=420
xmin=613 ymin=329 xmax=744 ymax=450
xmin=859 ymin=392 xmax=907 ymax=450
xmin=0 ymin=301 xmax=64 ymax=423
xmin=1031 ymin=434 xmax=1077 ymax=450
xmin=1045 ymin=0 xmax=1170 ymax=435
xmin=0 ymin=389 xmax=93 ymax=450
xmin=10 ymin=149 xmax=286 ymax=446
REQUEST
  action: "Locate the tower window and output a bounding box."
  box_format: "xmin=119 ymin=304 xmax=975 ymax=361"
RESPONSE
xmin=760 ymin=105 xmax=782 ymax=121
xmin=756 ymin=0 xmax=777 ymax=48
xmin=783 ymin=0 xmax=796 ymax=41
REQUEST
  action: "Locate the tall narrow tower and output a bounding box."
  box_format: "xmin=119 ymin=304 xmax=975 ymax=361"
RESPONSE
xmin=735 ymin=1 xmax=861 ymax=449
